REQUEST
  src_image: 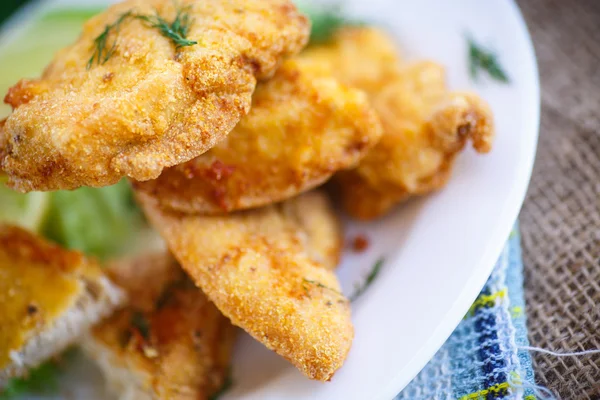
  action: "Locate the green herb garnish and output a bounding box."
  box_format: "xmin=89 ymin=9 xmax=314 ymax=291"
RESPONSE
xmin=0 ymin=349 xmax=78 ymax=399
xmin=350 ymin=258 xmax=385 ymax=302
xmin=87 ymin=6 xmax=197 ymax=69
xmin=0 ymin=362 xmax=59 ymax=399
xmin=131 ymin=311 xmax=151 ymax=341
xmin=467 ymin=36 xmax=510 ymax=83
xmin=209 ymin=370 xmax=233 ymax=400
xmin=87 ymin=11 xmax=133 ymax=69
xmin=307 ymin=6 xmax=347 ymax=44
xmin=135 ymin=6 xmax=197 ymax=49
xmin=302 ymin=278 xmax=344 ymax=297
xmin=298 ymin=3 xmax=359 ymax=45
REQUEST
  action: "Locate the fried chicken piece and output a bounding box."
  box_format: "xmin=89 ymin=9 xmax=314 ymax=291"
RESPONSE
xmin=136 ymin=190 xmax=351 ymax=381
xmin=0 ymin=225 xmax=125 ymax=386
xmin=82 ymin=253 xmax=235 ymax=400
xmin=301 ymin=26 xmax=403 ymax=97
xmin=134 ymin=58 xmax=382 ymax=214
xmin=0 ymin=0 xmax=309 ymax=193
xmin=301 ymin=27 xmax=495 ymax=220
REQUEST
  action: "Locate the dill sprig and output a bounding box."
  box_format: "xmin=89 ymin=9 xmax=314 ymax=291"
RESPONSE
xmin=87 ymin=6 xmax=197 ymax=69
xmin=350 ymin=258 xmax=385 ymax=302
xmin=302 ymin=278 xmax=344 ymax=298
xmin=135 ymin=6 xmax=197 ymax=49
xmin=308 ymin=6 xmax=347 ymax=44
xmin=299 ymin=3 xmax=359 ymax=45
xmin=87 ymin=11 xmax=133 ymax=69
xmin=467 ymin=36 xmax=510 ymax=84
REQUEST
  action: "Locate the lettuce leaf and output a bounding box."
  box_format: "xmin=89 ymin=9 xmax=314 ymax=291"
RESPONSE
xmin=0 ymin=362 xmax=60 ymax=399
xmin=42 ymin=180 xmax=143 ymax=259
xmin=0 ymin=179 xmax=50 ymax=232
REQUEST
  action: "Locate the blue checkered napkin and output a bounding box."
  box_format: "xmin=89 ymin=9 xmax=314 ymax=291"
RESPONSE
xmin=396 ymin=230 xmax=537 ymax=400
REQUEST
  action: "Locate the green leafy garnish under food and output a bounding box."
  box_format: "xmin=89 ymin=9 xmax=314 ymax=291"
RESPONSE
xmin=305 ymin=5 xmax=348 ymax=44
xmin=298 ymin=3 xmax=358 ymax=45
xmin=87 ymin=6 xmax=197 ymax=69
xmin=0 ymin=362 xmax=60 ymax=399
xmin=350 ymin=258 xmax=385 ymax=302
xmin=0 ymin=349 xmax=78 ymax=400
xmin=42 ymin=180 xmax=143 ymax=260
xmin=0 ymin=177 xmax=50 ymax=232
xmin=467 ymin=36 xmax=510 ymax=84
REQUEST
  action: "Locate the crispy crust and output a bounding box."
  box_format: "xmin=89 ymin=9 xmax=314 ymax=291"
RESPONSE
xmin=0 ymin=225 xmax=125 ymax=385
xmin=84 ymin=253 xmax=236 ymax=400
xmin=302 ymin=27 xmax=495 ymax=220
xmin=136 ymin=191 xmax=352 ymax=381
xmin=1 ymin=0 xmax=309 ymax=192
xmin=134 ymin=58 xmax=382 ymax=214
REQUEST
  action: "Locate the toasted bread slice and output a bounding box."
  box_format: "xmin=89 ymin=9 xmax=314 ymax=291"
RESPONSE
xmin=136 ymin=191 xmax=352 ymax=382
xmin=0 ymin=224 xmax=125 ymax=387
xmin=82 ymin=253 xmax=235 ymax=400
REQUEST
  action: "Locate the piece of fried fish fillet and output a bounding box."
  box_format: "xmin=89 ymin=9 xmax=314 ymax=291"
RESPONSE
xmin=0 ymin=224 xmax=125 ymax=387
xmin=137 ymin=190 xmax=350 ymax=381
xmin=0 ymin=0 xmax=309 ymax=192
xmin=83 ymin=253 xmax=235 ymax=400
xmin=301 ymin=27 xmax=495 ymax=220
xmin=134 ymin=58 xmax=382 ymax=214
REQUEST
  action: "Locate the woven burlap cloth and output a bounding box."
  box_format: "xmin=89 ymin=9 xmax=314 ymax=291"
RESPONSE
xmin=515 ymin=1 xmax=600 ymax=398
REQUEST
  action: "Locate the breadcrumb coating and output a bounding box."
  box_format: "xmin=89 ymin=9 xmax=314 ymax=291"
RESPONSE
xmin=137 ymin=191 xmax=351 ymax=381
xmin=133 ymin=58 xmax=382 ymax=214
xmin=0 ymin=0 xmax=309 ymax=192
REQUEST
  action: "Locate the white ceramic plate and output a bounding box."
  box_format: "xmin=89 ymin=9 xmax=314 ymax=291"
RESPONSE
xmin=0 ymin=0 xmax=539 ymax=399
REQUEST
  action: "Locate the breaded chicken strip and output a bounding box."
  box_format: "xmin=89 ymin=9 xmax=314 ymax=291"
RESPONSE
xmin=300 ymin=26 xmax=403 ymax=97
xmin=0 ymin=225 xmax=125 ymax=386
xmin=301 ymin=28 xmax=495 ymax=220
xmin=1 ymin=0 xmax=309 ymax=193
xmin=134 ymin=58 xmax=382 ymax=214
xmin=137 ymin=191 xmax=350 ymax=381
xmin=82 ymin=253 xmax=235 ymax=400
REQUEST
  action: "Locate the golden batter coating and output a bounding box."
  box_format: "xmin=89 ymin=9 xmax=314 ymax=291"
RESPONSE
xmin=0 ymin=225 xmax=125 ymax=385
xmin=136 ymin=191 xmax=351 ymax=381
xmin=301 ymin=27 xmax=495 ymax=220
xmin=301 ymin=26 xmax=403 ymax=97
xmin=133 ymin=58 xmax=382 ymax=214
xmin=0 ymin=0 xmax=309 ymax=192
xmin=83 ymin=253 xmax=235 ymax=400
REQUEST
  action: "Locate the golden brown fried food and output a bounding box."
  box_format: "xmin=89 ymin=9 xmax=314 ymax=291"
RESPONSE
xmin=300 ymin=26 xmax=403 ymax=96
xmin=134 ymin=58 xmax=382 ymax=214
xmin=301 ymin=28 xmax=495 ymax=220
xmin=83 ymin=253 xmax=235 ymax=400
xmin=0 ymin=225 xmax=125 ymax=386
xmin=282 ymin=189 xmax=343 ymax=270
xmin=137 ymin=191 xmax=351 ymax=381
xmin=0 ymin=0 xmax=309 ymax=193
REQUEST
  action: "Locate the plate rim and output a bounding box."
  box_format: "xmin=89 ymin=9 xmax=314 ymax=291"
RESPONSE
xmin=376 ymin=1 xmax=541 ymax=398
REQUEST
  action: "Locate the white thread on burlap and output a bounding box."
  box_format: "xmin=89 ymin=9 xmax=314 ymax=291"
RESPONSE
xmin=519 ymin=346 xmax=600 ymax=358
xmin=508 ymin=371 xmax=558 ymax=400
